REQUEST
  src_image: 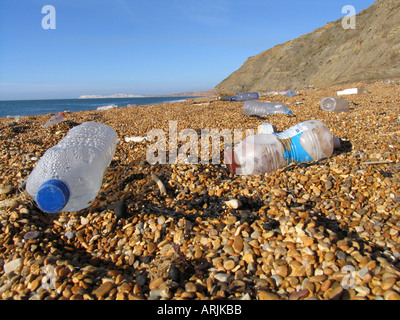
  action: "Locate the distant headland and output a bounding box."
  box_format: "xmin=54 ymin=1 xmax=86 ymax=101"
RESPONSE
xmin=79 ymin=90 xmax=215 ymax=99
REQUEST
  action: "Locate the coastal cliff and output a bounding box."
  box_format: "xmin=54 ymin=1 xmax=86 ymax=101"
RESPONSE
xmin=215 ymin=0 xmax=400 ymax=94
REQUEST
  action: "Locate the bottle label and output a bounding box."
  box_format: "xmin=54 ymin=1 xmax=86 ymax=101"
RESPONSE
xmin=276 ymin=123 xmax=306 ymax=140
xmin=276 ymin=124 xmax=312 ymax=163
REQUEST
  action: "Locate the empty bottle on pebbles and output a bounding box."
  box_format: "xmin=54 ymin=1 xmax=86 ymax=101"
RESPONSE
xmin=243 ymin=101 xmax=293 ymax=116
xmin=26 ymin=122 xmax=118 ymax=213
xmin=230 ymin=92 xmax=259 ymax=102
xmin=321 ymin=97 xmax=350 ymax=112
xmin=225 ymin=120 xmax=340 ymax=175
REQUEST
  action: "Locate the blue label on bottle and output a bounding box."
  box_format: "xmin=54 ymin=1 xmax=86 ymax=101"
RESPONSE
xmin=280 ymin=132 xmax=312 ymax=164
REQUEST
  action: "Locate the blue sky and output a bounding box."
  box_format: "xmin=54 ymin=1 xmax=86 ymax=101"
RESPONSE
xmin=0 ymin=0 xmax=376 ymax=100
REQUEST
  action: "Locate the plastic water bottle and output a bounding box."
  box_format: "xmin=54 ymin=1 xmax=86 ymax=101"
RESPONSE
xmin=218 ymin=95 xmax=233 ymax=101
xmin=243 ymin=101 xmax=293 ymax=116
xmin=26 ymin=122 xmax=118 ymax=213
xmin=286 ymin=90 xmax=296 ymax=97
xmin=320 ymin=97 xmax=350 ymax=112
xmin=230 ymin=92 xmax=259 ymax=102
xmin=225 ymin=120 xmax=340 ymax=175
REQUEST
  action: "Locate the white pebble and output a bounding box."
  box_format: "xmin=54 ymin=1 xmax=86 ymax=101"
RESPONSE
xmin=65 ymin=231 xmax=75 ymax=240
xmin=214 ymin=273 xmax=230 ymax=283
xmin=4 ymin=258 xmax=23 ymax=274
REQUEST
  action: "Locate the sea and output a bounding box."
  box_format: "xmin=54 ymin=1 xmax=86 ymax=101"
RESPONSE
xmin=0 ymin=96 xmax=196 ymax=119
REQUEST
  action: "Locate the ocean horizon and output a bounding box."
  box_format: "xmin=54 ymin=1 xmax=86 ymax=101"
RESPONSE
xmin=0 ymin=96 xmax=197 ymax=119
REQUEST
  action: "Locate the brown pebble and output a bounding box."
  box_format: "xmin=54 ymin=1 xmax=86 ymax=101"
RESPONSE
xmin=185 ymin=282 xmax=197 ymax=293
xmin=275 ymin=266 xmax=289 ymax=278
xmin=384 ymin=290 xmax=400 ymax=300
xmin=118 ymin=282 xmax=132 ymax=293
xmin=149 ymin=277 xmax=164 ymax=291
xmin=147 ymin=242 xmax=157 ymax=254
xmin=229 ymin=280 xmax=246 ymax=292
xmin=233 ymin=235 xmax=244 ymax=252
xmin=70 ymin=294 xmax=84 ymax=300
xmin=381 ymin=276 xmax=397 ymax=291
xmin=0 ymin=184 xmax=13 ymax=195
xmin=181 ymin=291 xmax=196 ymax=299
xmin=223 ymin=259 xmax=236 ymax=271
xmin=93 ymin=282 xmax=114 ymax=298
xmin=243 ymin=253 xmax=254 ymax=264
xmin=28 ymin=279 xmax=40 ymax=291
xmin=324 ymin=286 xmax=344 ymax=300
xmin=289 ymin=289 xmax=309 ymax=300
xmin=258 ymin=290 xmax=280 ymax=300
xmin=116 ymin=292 xmax=126 ymax=300
xmin=321 ymin=279 xmax=332 ymax=292
xmin=310 ymin=275 xmax=328 ymax=283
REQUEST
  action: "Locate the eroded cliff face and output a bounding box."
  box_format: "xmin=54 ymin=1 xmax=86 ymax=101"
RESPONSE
xmin=215 ymin=0 xmax=400 ymax=94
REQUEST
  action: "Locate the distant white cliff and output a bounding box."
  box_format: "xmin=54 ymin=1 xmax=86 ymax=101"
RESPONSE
xmin=79 ymin=93 xmax=145 ymax=99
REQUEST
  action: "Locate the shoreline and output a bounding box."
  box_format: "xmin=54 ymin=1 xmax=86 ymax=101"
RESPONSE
xmin=0 ymin=95 xmax=207 ymax=119
xmin=0 ymin=79 xmax=400 ymax=301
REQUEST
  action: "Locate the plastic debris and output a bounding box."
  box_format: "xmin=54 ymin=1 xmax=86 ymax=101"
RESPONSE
xmin=286 ymin=90 xmax=296 ymax=97
xmin=337 ymin=88 xmax=368 ymax=96
xmin=226 ymin=120 xmax=339 ymax=175
xmin=230 ymin=92 xmax=259 ymax=102
xmin=43 ymin=112 xmax=65 ymax=128
xmin=243 ymin=101 xmax=293 ymax=116
xmin=124 ymin=136 xmax=148 ymax=143
xmin=321 ymin=97 xmax=350 ymax=112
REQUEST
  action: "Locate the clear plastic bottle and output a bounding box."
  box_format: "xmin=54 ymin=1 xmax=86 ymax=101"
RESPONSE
xmin=26 ymin=122 xmax=118 ymax=213
xmin=230 ymin=92 xmax=259 ymax=102
xmin=320 ymin=97 xmax=350 ymax=112
xmin=243 ymin=101 xmax=293 ymax=116
xmin=225 ymin=120 xmax=338 ymax=175
xmin=218 ymin=95 xmax=233 ymax=101
xmin=286 ymin=90 xmax=296 ymax=97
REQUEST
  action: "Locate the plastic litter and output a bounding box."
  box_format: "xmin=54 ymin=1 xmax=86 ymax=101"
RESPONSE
xmin=286 ymin=90 xmax=296 ymax=97
xmin=124 ymin=136 xmax=148 ymax=143
xmin=225 ymin=120 xmax=340 ymax=175
xmin=320 ymin=97 xmax=350 ymax=112
xmin=43 ymin=112 xmax=65 ymax=128
xmin=243 ymin=101 xmax=293 ymax=116
xmin=337 ymin=87 xmax=368 ymax=96
xmin=257 ymin=123 xmax=277 ymax=134
xmin=217 ymin=95 xmax=233 ymax=101
xmin=97 ymin=104 xmax=117 ymax=111
xmin=230 ymin=92 xmax=259 ymax=102
xmin=26 ymin=122 xmax=118 ymax=213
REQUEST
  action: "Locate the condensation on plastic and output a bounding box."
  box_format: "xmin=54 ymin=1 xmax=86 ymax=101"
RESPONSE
xmin=26 ymin=122 xmax=118 ymax=212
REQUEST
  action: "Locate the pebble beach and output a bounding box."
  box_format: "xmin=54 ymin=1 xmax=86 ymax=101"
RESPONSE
xmin=1 ymin=80 xmax=400 ymax=301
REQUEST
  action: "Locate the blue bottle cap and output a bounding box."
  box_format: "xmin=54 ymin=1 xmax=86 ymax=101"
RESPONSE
xmin=36 ymin=179 xmax=70 ymax=213
xmin=285 ymin=110 xmax=293 ymax=114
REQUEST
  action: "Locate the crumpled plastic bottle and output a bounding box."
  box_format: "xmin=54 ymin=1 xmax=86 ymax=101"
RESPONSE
xmin=225 ymin=120 xmax=340 ymax=175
